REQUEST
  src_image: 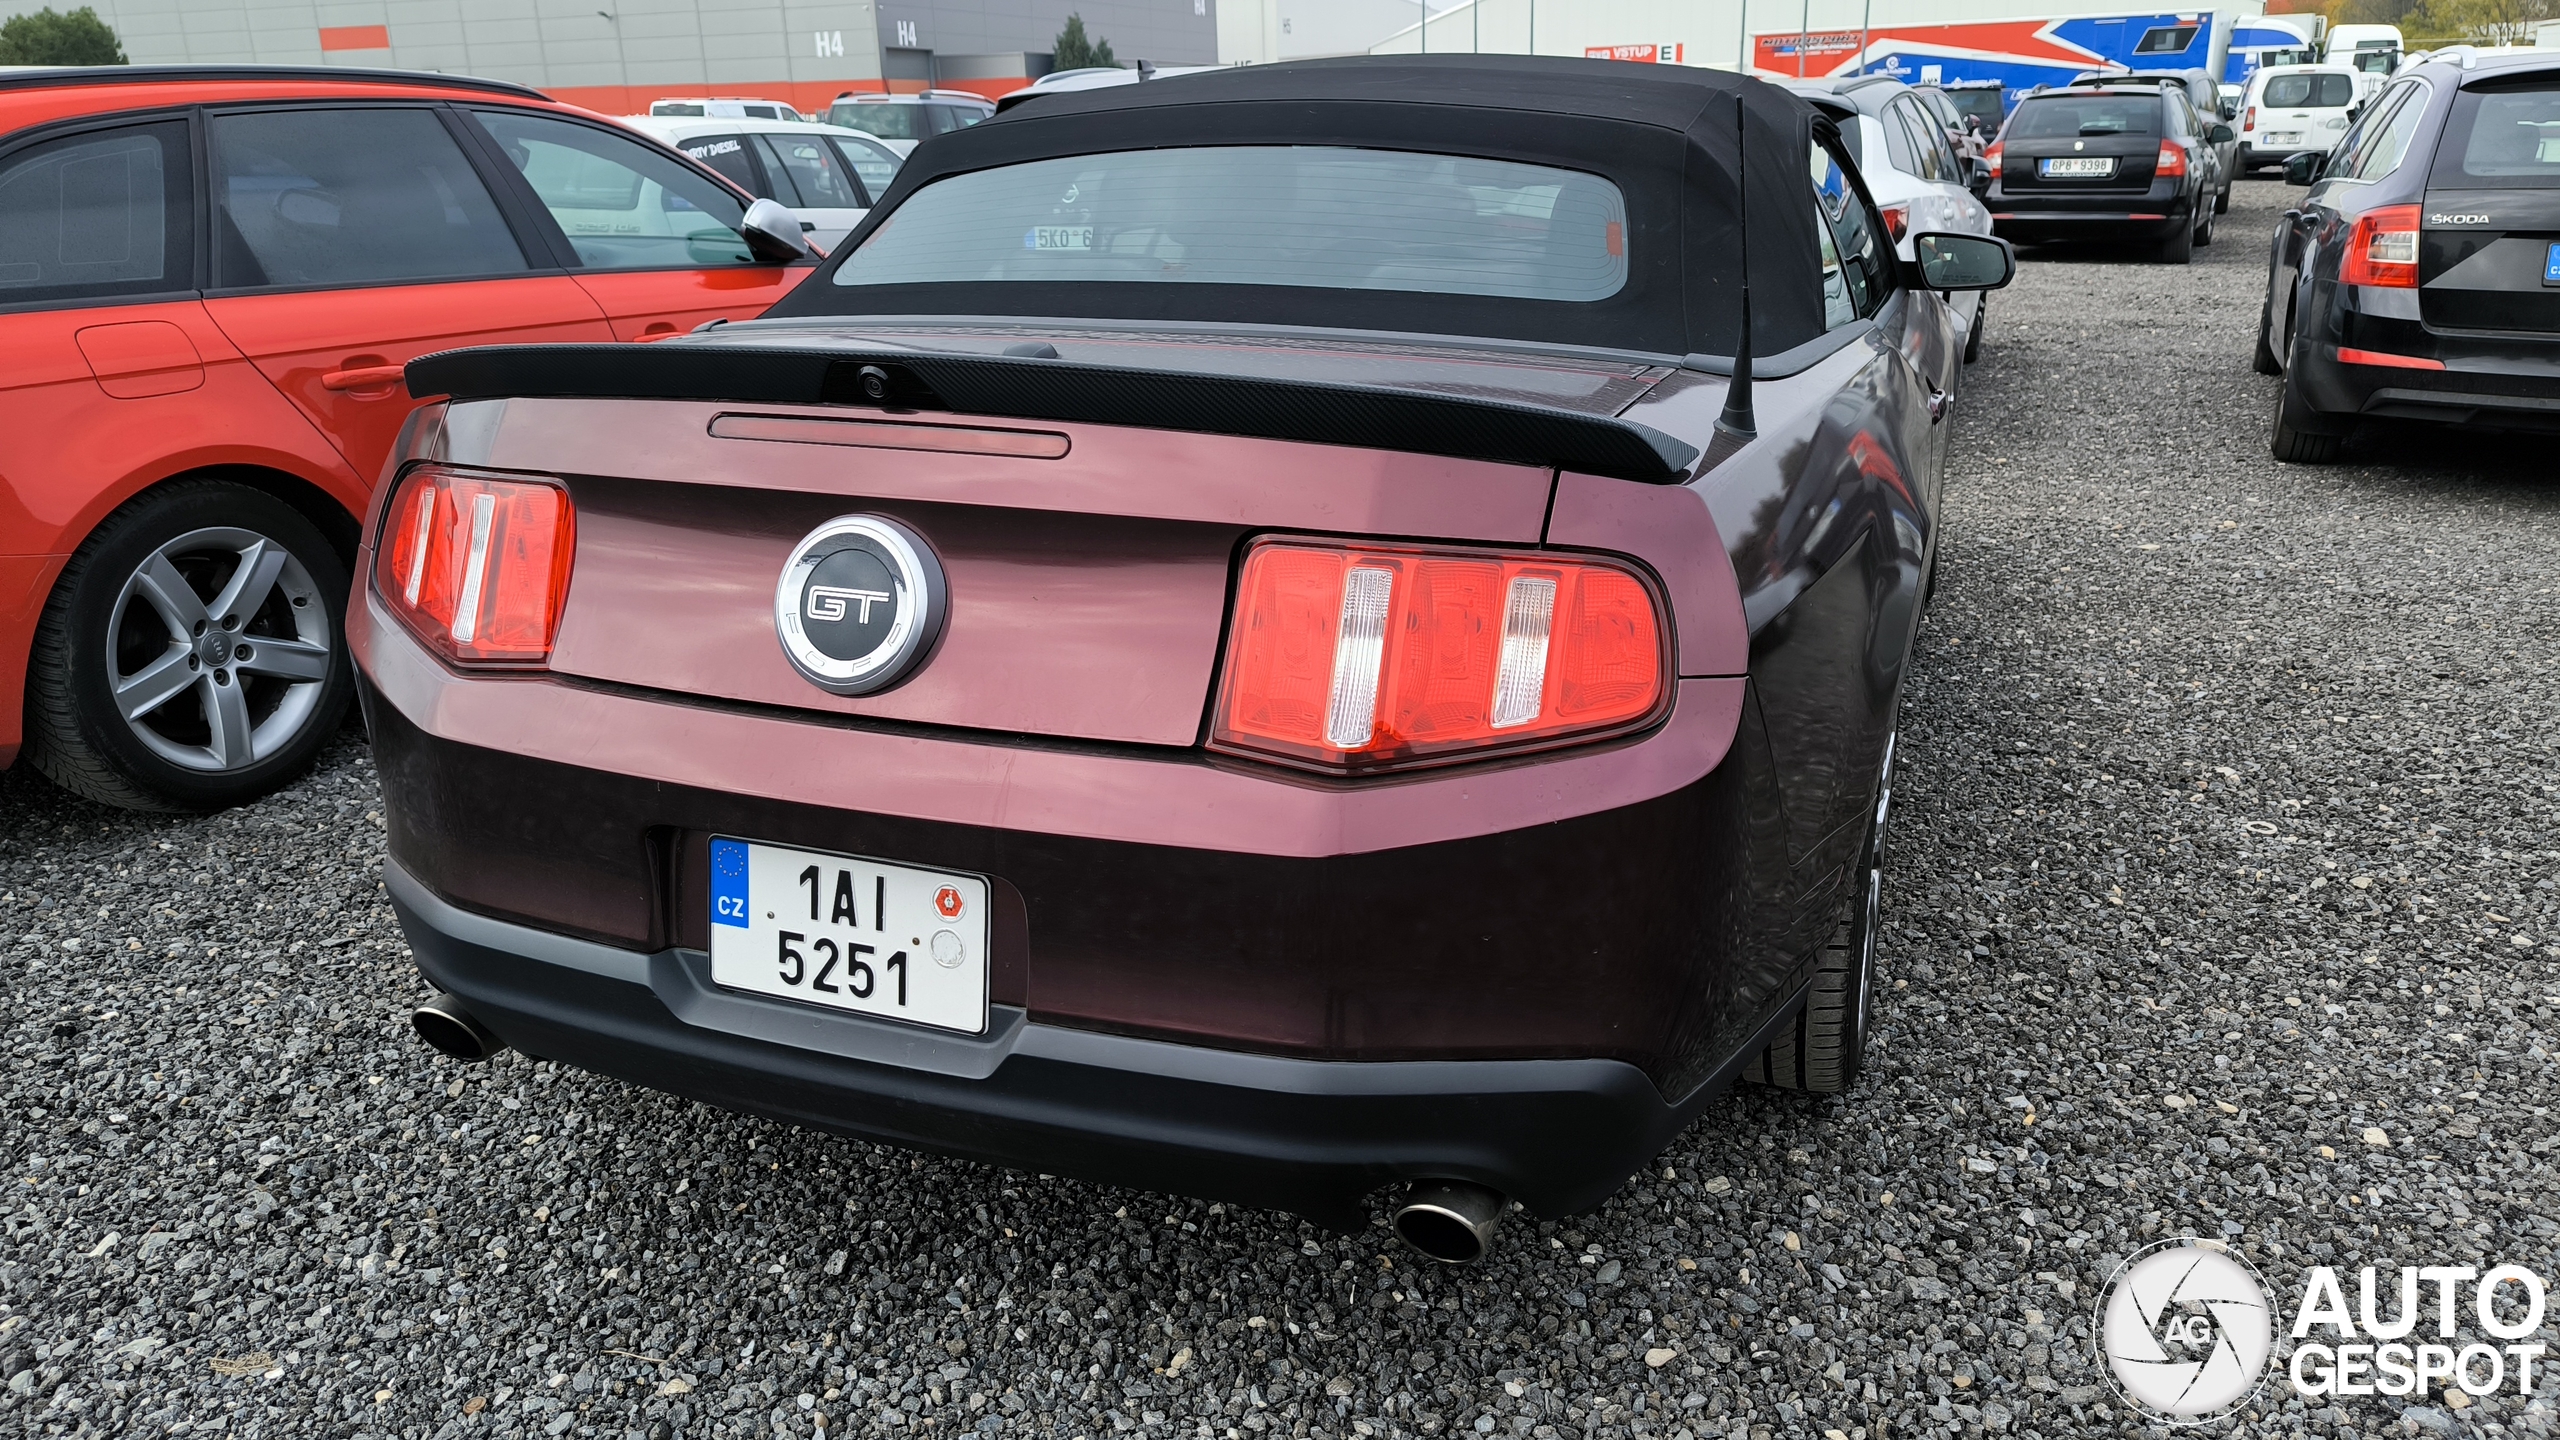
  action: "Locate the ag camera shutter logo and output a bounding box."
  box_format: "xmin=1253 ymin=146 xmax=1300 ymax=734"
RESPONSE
xmin=2098 ymin=1239 xmax=2274 ymax=1424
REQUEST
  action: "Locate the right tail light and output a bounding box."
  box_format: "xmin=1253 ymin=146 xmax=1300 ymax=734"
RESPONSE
xmin=2156 ymin=142 xmax=2189 ymax=178
xmin=1209 ymin=537 xmax=1669 ymax=774
xmin=1880 ymin=203 xmax=1911 ymax=242
xmin=2342 ymin=204 xmax=2421 ymax=288
xmin=375 ymin=465 xmax=575 ymax=666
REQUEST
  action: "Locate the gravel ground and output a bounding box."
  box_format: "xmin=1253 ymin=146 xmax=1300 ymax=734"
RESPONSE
xmin=3 ymin=178 xmax=2556 ymax=1440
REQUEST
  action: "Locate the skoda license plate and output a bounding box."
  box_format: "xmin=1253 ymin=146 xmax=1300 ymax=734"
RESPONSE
xmin=2040 ymin=157 xmax=2114 ymax=178
xmin=709 ymin=837 xmax=989 ymax=1035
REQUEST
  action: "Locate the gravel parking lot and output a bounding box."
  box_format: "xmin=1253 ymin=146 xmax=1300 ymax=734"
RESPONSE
xmin=3 ymin=178 xmax=2555 ymax=1440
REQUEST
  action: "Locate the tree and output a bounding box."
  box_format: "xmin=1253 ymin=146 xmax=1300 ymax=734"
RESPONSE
xmin=1051 ymin=13 xmax=1116 ymax=70
xmin=0 ymin=6 xmax=128 ymax=65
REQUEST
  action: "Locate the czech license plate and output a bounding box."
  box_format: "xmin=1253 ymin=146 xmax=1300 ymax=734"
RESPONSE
xmin=1027 ymin=225 xmax=1094 ymax=250
xmin=2263 ymin=131 xmax=2300 ymax=145
xmin=2545 ymin=242 xmax=2560 ymax=286
xmin=2040 ymin=157 xmax=2115 ymax=178
xmin=708 ymin=837 xmax=989 ymax=1035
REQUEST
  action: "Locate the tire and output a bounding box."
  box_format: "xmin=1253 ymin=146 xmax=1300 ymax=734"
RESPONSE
xmin=2252 ymin=295 xmax=2284 ymax=375
xmin=1962 ymin=293 xmax=1986 ymax=365
xmin=2159 ymin=220 xmax=2194 ymax=265
xmin=1746 ymin=733 xmax=1892 ymax=1094
xmin=2215 ymin=178 xmax=2232 ymax=215
xmin=2195 ymin=204 xmax=2216 ymax=248
xmin=2269 ymin=374 xmax=2342 ymax=464
xmin=23 ymin=479 xmax=352 ymax=812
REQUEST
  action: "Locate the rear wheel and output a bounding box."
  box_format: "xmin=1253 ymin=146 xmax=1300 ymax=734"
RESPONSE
xmin=1962 ymin=294 xmax=1986 ymax=365
xmin=2215 ymin=177 xmax=2232 ymax=214
xmin=2159 ymin=220 xmax=2195 ymax=265
xmin=1746 ymin=733 xmax=1892 ymax=1094
xmin=24 ymin=480 xmax=351 ymax=812
xmin=2195 ymin=204 xmax=2217 ymax=248
xmin=2269 ymin=373 xmax=2342 ymax=464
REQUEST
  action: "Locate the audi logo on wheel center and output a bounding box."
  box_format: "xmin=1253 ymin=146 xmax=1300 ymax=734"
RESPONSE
xmin=774 ymin=515 xmax=948 ymax=696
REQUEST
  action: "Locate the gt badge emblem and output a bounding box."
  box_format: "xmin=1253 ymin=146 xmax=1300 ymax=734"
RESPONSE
xmin=933 ymin=885 xmax=965 ymax=920
xmin=774 ymin=515 xmax=948 ymax=696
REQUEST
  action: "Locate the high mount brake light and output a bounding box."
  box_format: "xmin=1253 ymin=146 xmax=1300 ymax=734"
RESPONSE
xmin=2342 ymin=204 xmax=2421 ymax=288
xmin=1210 ymin=538 xmax=1669 ymax=774
xmin=375 ymin=466 xmax=574 ymax=666
xmin=2156 ymin=142 xmax=2188 ymax=177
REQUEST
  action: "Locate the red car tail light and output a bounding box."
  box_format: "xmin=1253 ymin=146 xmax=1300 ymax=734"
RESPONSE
xmin=1210 ymin=538 xmax=1669 ymax=773
xmin=2342 ymin=204 xmax=2421 ymax=288
xmin=1984 ymin=141 xmax=2004 ymax=167
xmin=2156 ymin=142 xmax=2188 ymax=178
xmin=375 ymin=465 xmax=575 ymax=666
xmin=2242 ymin=105 xmax=2256 ymax=132
xmin=1880 ymin=203 xmax=1910 ymax=242
xmin=2336 ymin=346 xmax=2445 ymax=370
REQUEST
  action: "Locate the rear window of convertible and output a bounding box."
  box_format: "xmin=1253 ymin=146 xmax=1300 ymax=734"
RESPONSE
xmin=831 ymin=145 xmax=1631 ymax=302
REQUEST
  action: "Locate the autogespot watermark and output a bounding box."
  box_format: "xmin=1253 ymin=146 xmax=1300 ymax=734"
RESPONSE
xmin=2095 ymin=1238 xmax=2550 ymax=1425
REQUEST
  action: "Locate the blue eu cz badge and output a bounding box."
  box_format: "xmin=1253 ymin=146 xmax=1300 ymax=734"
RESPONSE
xmin=711 ymin=838 xmax=751 ymax=928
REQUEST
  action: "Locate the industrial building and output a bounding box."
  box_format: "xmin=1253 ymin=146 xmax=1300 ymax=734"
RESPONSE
xmin=24 ymin=0 xmax=1222 ymax=110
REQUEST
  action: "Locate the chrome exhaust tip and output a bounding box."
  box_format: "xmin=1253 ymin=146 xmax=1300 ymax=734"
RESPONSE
xmin=412 ymin=993 xmax=506 ymax=1062
xmin=1392 ymin=1180 xmax=1507 ymax=1264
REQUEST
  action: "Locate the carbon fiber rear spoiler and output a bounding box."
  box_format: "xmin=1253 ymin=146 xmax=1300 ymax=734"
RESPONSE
xmin=404 ymin=343 xmax=1701 ymax=485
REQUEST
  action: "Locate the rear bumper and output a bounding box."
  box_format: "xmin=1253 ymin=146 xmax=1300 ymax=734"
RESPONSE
xmin=1987 ymin=188 xmax=2192 ymax=243
xmin=391 ymin=854 xmax=1784 ymax=1227
xmin=2292 ymin=285 xmax=2560 ymax=431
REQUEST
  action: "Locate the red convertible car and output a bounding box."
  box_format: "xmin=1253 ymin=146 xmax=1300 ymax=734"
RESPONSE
xmin=359 ymin=57 xmax=2010 ymax=1261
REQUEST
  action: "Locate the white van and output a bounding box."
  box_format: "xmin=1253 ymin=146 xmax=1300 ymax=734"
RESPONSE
xmin=2237 ymin=63 xmax=2361 ymax=171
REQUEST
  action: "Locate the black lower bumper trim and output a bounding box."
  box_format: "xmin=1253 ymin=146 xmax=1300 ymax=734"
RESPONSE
xmin=388 ymin=859 xmax=1783 ymax=1228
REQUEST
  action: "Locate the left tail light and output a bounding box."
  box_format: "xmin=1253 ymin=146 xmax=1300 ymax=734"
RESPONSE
xmin=2341 ymin=204 xmax=2421 ymax=288
xmin=375 ymin=465 xmax=575 ymax=666
xmin=2156 ymin=142 xmax=2189 ymax=178
xmin=1209 ymin=537 xmax=1669 ymax=774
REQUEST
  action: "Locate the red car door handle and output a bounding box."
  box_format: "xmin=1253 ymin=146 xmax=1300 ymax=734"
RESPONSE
xmin=321 ymin=365 xmax=407 ymax=392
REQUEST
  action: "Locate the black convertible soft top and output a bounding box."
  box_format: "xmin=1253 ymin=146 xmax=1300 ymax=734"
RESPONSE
xmin=764 ymin=55 xmax=1828 ymax=363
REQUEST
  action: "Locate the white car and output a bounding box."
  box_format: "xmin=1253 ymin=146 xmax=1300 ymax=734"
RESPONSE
xmin=2235 ymin=64 xmax=2362 ymax=171
xmin=622 ymin=116 xmax=906 ymax=253
xmin=648 ymin=97 xmax=806 ymax=121
xmin=823 ymin=90 xmax=994 ymax=142
xmin=1787 ymin=76 xmax=1998 ymax=362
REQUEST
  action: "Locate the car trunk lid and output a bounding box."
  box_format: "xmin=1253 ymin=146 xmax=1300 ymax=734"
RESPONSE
xmin=416 ymin=329 xmax=1679 ymax=748
xmin=2420 ymin=189 xmax=2560 ymax=336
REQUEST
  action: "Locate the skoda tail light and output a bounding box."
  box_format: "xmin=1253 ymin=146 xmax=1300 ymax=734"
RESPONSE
xmin=375 ymin=466 xmax=575 ymax=666
xmin=2342 ymin=204 xmax=2421 ymax=288
xmin=1209 ymin=537 xmax=1669 ymax=774
xmin=2156 ymin=142 xmax=2188 ymax=178
xmin=1984 ymin=141 xmax=2004 ymax=169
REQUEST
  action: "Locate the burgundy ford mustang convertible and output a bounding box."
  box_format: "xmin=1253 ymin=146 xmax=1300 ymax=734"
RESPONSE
xmin=354 ymin=56 xmax=2010 ymax=1261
